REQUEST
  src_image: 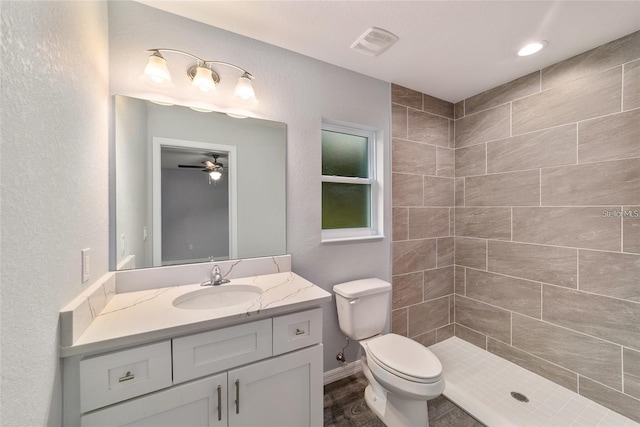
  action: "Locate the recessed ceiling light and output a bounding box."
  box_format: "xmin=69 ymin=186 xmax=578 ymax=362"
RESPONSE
xmin=517 ymin=41 xmax=548 ymax=57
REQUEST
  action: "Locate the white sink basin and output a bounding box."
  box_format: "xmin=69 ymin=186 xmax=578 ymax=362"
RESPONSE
xmin=172 ymin=285 xmax=263 ymax=310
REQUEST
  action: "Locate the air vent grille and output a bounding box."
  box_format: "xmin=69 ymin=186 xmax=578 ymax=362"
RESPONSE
xmin=350 ymin=27 xmax=398 ymax=57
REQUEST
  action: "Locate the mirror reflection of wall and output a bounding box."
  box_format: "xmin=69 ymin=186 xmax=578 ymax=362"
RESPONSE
xmin=160 ymin=148 xmax=230 ymax=266
xmin=114 ymin=95 xmax=287 ymax=271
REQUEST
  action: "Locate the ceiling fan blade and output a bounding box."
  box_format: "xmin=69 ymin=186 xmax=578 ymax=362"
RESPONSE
xmin=203 ymin=160 xmax=215 ymax=168
xmin=178 ymin=164 xmax=204 ymax=168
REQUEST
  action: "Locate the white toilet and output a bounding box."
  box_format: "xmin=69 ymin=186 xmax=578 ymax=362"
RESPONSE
xmin=334 ymin=278 xmax=445 ymax=427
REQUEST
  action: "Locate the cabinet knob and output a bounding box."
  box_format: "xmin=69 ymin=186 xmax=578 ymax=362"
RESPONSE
xmin=295 ymin=328 xmax=305 ymax=335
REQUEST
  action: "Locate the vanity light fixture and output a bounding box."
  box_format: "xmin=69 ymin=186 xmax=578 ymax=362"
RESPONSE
xmin=517 ymin=41 xmax=548 ymax=57
xmin=141 ymin=48 xmax=258 ymax=104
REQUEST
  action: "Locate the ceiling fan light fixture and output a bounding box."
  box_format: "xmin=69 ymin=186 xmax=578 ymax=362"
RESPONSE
xmin=517 ymin=41 xmax=548 ymax=57
xmin=209 ymin=170 xmax=222 ymax=180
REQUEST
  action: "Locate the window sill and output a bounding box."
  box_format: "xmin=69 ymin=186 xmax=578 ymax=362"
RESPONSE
xmin=321 ymin=234 xmax=385 ymax=244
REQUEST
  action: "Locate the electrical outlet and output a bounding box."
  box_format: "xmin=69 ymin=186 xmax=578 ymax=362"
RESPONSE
xmin=188 ymin=244 xmax=194 ymax=251
xmin=82 ymin=248 xmax=91 ymax=283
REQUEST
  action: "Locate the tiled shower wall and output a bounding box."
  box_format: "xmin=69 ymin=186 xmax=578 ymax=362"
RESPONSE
xmin=390 ymin=85 xmax=456 ymax=346
xmin=391 ymin=30 xmax=640 ymax=422
xmin=452 ymin=30 xmax=640 ymax=422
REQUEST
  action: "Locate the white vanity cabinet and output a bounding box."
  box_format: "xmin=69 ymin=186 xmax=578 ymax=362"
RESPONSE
xmin=63 ymin=308 xmax=323 ymax=427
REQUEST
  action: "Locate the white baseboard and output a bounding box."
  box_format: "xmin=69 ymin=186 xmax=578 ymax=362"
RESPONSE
xmin=323 ymin=360 xmax=362 ymax=385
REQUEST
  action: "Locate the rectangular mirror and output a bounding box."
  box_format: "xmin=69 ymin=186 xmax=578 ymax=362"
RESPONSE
xmin=113 ymin=95 xmax=286 ymax=270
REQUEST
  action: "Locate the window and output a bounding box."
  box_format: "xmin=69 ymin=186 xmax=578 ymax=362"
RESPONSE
xmin=321 ymin=122 xmax=383 ymax=242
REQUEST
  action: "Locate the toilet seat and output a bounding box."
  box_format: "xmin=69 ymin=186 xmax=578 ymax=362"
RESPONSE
xmin=364 ymin=334 xmax=443 ymax=384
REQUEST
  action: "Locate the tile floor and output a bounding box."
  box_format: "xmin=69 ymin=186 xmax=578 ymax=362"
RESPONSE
xmin=323 ymin=371 xmax=483 ymax=426
xmin=429 ymin=337 xmax=640 ymax=427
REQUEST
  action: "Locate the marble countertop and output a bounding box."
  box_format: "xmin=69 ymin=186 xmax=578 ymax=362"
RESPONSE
xmin=60 ymin=272 xmax=331 ymax=357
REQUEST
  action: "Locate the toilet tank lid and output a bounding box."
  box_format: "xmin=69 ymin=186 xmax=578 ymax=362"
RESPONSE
xmin=333 ymin=278 xmax=391 ymax=298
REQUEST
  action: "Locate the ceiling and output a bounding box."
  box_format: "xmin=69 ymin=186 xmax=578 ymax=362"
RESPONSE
xmin=136 ymin=1 xmax=640 ymax=103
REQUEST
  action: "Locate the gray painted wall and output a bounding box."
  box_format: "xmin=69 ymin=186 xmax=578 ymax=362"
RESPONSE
xmin=109 ymin=1 xmax=392 ymax=370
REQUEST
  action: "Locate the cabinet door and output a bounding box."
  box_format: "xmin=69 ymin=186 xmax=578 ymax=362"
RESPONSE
xmin=228 ymin=344 xmax=323 ymax=427
xmin=81 ymin=373 xmax=227 ymax=427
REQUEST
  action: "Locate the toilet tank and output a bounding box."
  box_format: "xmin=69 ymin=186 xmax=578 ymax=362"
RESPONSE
xmin=333 ymin=278 xmax=391 ymax=340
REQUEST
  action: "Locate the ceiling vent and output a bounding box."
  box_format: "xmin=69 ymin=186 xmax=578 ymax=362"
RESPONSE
xmin=350 ymin=27 xmax=398 ymax=57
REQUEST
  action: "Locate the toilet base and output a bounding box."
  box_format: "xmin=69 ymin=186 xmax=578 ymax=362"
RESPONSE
xmin=364 ymin=384 xmax=430 ymax=427
xmin=362 ymin=362 xmax=430 ymax=427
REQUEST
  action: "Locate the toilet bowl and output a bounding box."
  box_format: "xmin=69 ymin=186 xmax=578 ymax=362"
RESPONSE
xmin=333 ymin=278 xmax=445 ymax=427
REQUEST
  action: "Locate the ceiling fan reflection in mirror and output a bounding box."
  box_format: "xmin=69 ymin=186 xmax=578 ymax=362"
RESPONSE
xmin=178 ymin=153 xmax=225 ymax=184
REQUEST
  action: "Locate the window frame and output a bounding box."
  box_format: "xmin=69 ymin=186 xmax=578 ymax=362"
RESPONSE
xmin=321 ymin=121 xmax=383 ymax=243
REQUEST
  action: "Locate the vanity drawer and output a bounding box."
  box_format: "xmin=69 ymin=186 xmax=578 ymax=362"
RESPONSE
xmin=173 ymin=318 xmax=272 ymax=384
xmin=79 ymin=340 xmax=172 ymax=413
xmin=273 ymin=308 xmax=322 ymax=355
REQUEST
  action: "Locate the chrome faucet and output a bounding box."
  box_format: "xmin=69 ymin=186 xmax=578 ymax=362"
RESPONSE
xmin=201 ymin=265 xmax=230 ymax=286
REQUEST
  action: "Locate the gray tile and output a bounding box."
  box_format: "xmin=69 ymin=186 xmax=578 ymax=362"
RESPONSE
xmin=392 ymin=272 xmax=422 ymax=310
xmin=412 ymin=330 xmax=437 ymax=347
xmin=437 ymin=237 xmax=454 ymax=267
xmin=408 ymin=208 xmax=450 ymax=239
xmin=487 ymin=125 xmax=577 ymax=174
xmin=392 ymin=207 xmax=408 ymax=241
xmin=543 ymin=285 xmax=640 ymax=350
xmin=392 ymin=138 xmax=437 ymax=175
xmin=622 ymin=348 xmax=640 ymax=399
xmin=465 ymin=170 xmax=540 ymax=206
xmin=424 ymin=176 xmax=454 ymax=207
xmin=391 ymin=83 xmax=422 ymax=109
xmin=624 ymin=348 xmax=640 ymax=400
xmin=454 ymin=323 xmax=487 ymax=350
xmin=436 ymin=147 xmax=454 ymax=177
xmin=454 ymin=101 xmax=465 ymax=119
xmin=579 ymin=250 xmax=640 ymax=302
xmin=392 ymin=104 xmax=407 ymax=139
xmin=408 ymin=109 xmax=449 ymax=147
xmin=513 ymin=67 xmax=622 ymax=135
xmin=455 ymin=178 xmax=465 ymax=207
xmin=624 ymin=205 xmax=640 ymax=253
xmin=436 ymin=324 xmax=455 ymax=342
xmin=391 ymin=308 xmax=408 ymax=336
xmin=455 ymin=295 xmax=511 ymax=343
xmin=392 ymin=173 xmax=423 ymax=207
xmin=512 ymin=207 xmax=621 ymax=251
xmin=455 ymin=144 xmax=486 ymax=177
xmin=465 ymin=269 xmax=541 ymax=318
xmin=624 ymin=59 xmax=640 ymax=111
xmin=488 ymin=241 xmax=577 ymax=288
xmin=455 ymin=237 xmax=486 ymax=270
xmin=541 ymin=158 xmax=640 ymax=206
xmin=579 ymin=376 xmax=640 ymax=423
xmin=487 ymin=338 xmax=578 ymax=392
xmin=512 ymin=313 xmax=622 ymax=390
xmin=424 ymin=266 xmax=454 ymax=301
xmin=466 ymin=71 xmax=540 ymax=115
xmin=455 ymin=266 xmax=465 ymax=296
xmin=542 ymin=30 xmax=640 ymax=90
xmin=579 ymin=109 xmax=640 ymax=163
xmin=455 ymin=104 xmax=510 ymax=148
xmin=454 ymin=207 xmax=511 ymax=240
xmin=408 ymin=296 xmax=450 ymax=337
xmin=423 ymin=93 xmax=454 ymax=119
xmin=448 ymin=120 xmax=454 ymax=148
xmin=392 ymin=239 xmax=436 ymax=275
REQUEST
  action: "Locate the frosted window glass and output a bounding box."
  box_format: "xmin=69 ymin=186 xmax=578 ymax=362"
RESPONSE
xmin=322 ymin=130 xmax=369 ymax=178
xmin=322 ymin=182 xmax=371 ymax=229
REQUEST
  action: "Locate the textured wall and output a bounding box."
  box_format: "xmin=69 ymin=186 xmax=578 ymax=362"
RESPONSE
xmin=0 ymin=2 xmax=109 ymax=426
xmin=452 ymin=30 xmax=640 ymax=422
xmin=108 ymin=1 xmax=391 ymax=370
xmin=390 ymin=86 xmax=456 ymax=345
